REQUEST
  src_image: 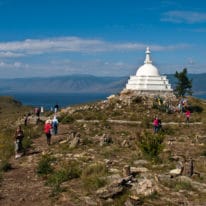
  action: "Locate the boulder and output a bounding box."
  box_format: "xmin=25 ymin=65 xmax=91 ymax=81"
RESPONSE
xmin=69 ymin=136 xmax=80 ymax=149
xmin=130 ymin=167 xmax=149 ymax=175
xmin=131 ymin=178 xmax=159 ymax=197
xmin=169 ymin=168 xmax=182 ymax=177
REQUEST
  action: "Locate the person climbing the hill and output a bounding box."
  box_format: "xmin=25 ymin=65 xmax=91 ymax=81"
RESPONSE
xmin=24 ymin=113 xmax=30 ymax=126
xmin=185 ymin=109 xmax=191 ymax=125
xmin=14 ymin=125 xmax=24 ymax=159
xmin=153 ymin=117 xmax=159 ymax=133
xmin=52 ymin=116 xmax=59 ymax=135
xmin=158 ymin=118 xmax=162 ymax=131
xmin=54 ymin=104 xmax=59 ymax=113
xmin=35 ymin=107 xmax=41 ymax=124
xmin=44 ymin=119 xmax=52 ymax=145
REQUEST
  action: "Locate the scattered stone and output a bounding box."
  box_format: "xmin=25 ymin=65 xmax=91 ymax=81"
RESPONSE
xmin=124 ymin=195 xmax=141 ymax=206
xmin=83 ymin=196 xmax=98 ymax=206
xmin=104 ymin=159 xmax=113 ymax=165
xmin=133 ymin=160 xmax=149 ymax=166
xmin=59 ymin=140 xmax=69 ymax=144
xmin=182 ymin=158 xmax=194 ymax=177
xmin=99 ymin=134 xmax=113 ymax=146
xmin=96 ymin=176 xmax=133 ymax=199
xmin=105 ymin=198 xmax=114 ymax=204
xmin=170 ymin=168 xmax=182 ymax=177
xmin=69 ymin=136 xmax=80 ymax=149
xmin=96 ymin=184 xmax=123 ymax=199
xmin=123 ymin=165 xmax=131 ymax=176
xmin=131 ymin=178 xmax=159 ymax=197
xmin=109 ymin=168 xmax=120 ymax=174
xmin=130 ymin=167 xmax=149 ymax=175
xmin=106 ymin=174 xmax=122 ymax=183
xmin=121 ymin=139 xmax=130 ymax=147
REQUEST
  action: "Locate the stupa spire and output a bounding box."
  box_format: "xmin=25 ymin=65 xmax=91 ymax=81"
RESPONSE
xmin=144 ymin=47 xmax=152 ymax=64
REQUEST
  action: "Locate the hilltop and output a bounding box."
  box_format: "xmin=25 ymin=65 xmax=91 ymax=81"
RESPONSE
xmin=0 ymin=93 xmax=206 ymax=205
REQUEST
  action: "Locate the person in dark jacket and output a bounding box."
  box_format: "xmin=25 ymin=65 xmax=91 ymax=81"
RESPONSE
xmin=14 ymin=125 xmax=24 ymax=159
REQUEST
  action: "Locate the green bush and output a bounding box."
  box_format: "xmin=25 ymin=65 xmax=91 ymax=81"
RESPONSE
xmin=23 ymin=125 xmax=43 ymax=139
xmin=22 ymin=136 xmax=33 ymax=151
xmin=0 ymin=160 xmax=12 ymax=172
xmin=81 ymin=162 xmax=108 ymax=192
xmin=0 ymin=131 xmax=14 ymax=163
xmin=132 ymin=96 xmax=143 ymax=104
xmin=60 ymin=115 xmax=75 ymax=124
xmin=174 ymin=181 xmax=193 ymax=191
xmin=137 ymin=131 xmax=165 ymax=161
xmin=141 ymin=116 xmax=151 ymax=129
xmin=163 ymin=179 xmax=194 ymax=192
xmin=46 ymin=160 xmax=81 ymax=196
xmin=36 ymin=155 xmax=54 ymax=175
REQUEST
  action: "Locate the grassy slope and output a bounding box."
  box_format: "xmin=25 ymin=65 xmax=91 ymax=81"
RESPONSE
xmin=1 ymin=95 xmax=206 ymax=205
xmin=0 ymin=96 xmax=33 ymax=161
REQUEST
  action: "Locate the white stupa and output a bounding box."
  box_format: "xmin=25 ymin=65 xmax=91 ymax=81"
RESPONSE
xmin=125 ymin=47 xmax=173 ymax=94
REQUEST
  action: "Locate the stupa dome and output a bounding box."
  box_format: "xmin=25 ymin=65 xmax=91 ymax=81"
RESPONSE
xmin=136 ymin=64 xmax=159 ymax=76
xmin=136 ymin=47 xmax=159 ymax=76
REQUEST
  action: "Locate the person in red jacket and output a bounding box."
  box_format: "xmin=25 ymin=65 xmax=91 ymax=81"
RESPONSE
xmin=44 ymin=119 xmax=52 ymax=145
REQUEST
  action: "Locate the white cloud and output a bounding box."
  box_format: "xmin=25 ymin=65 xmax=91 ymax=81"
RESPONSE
xmin=161 ymin=11 xmax=206 ymax=23
xmin=0 ymin=51 xmax=25 ymax=58
xmin=0 ymin=60 xmax=29 ymax=68
xmin=0 ymin=36 xmax=191 ymax=58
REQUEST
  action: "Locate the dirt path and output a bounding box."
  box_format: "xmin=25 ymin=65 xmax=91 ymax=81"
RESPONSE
xmin=0 ymin=124 xmax=69 ymax=206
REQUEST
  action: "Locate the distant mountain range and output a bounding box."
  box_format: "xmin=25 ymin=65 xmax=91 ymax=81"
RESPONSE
xmin=0 ymin=74 xmax=206 ymax=95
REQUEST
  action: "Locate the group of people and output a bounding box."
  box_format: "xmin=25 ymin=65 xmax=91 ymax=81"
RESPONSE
xmin=153 ymin=109 xmax=191 ymax=134
xmin=14 ymin=115 xmax=59 ymax=159
xmin=14 ymin=101 xmax=192 ymax=159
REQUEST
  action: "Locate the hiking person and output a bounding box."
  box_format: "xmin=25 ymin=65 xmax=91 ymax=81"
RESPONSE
xmin=35 ymin=107 xmax=40 ymax=117
xmin=24 ymin=113 xmax=29 ymax=126
xmin=14 ymin=125 xmax=24 ymax=159
xmin=185 ymin=109 xmax=191 ymax=124
xmin=35 ymin=107 xmax=41 ymax=124
xmin=54 ymin=104 xmax=59 ymax=113
xmin=158 ymin=118 xmax=162 ymax=131
xmin=153 ymin=117 xmax=159 ymax=133
xmin=44 ymin=119 xmax=52 ymax=145
xmin=52 ymin=116 xmax=59 ymax=135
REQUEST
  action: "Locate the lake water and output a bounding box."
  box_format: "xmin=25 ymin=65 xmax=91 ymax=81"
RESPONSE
xmin=1 ymin=92 xmax=205 ymax=110
xmin=194 ymin=94 xmax=206 ymax=100
xmin=0 ymin=92 xmax=111 ymax=109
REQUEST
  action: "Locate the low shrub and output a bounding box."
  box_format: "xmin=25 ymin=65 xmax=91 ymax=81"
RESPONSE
xmin=46 ymin=160 xmax=81 ymax=196
xmin=81 ymin=162 xmax=108 ymax=192
xmin=132 ymin=96 xmax=142 ymax=104
xmin=137 ymin=131 xmax=165 ymax=161
xmin=0 ymin=160 xmax=12 ymax=172
xmin=36 ymin=155 xmax=54 ymax=175
xmin=60 ymin=115 xmax=75 ymax=124
xmin=141 ymin=117 xmax=151 ymax=129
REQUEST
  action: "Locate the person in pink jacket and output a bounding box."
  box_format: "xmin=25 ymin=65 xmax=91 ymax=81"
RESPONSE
xmin=153 ymin=117 xmax=159 ymax=133
xmin=185 ymin=110 xmax=191 ymax=124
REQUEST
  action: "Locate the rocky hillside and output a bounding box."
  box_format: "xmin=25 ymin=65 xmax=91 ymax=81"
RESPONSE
xmin=0 ymin=93 xmax=206 ymax=205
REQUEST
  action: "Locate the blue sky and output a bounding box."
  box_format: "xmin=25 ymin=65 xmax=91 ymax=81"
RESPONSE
xmin=0 ymin=0 xmax=206 ymax=78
